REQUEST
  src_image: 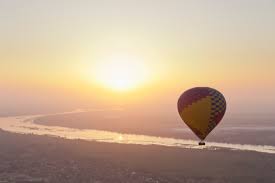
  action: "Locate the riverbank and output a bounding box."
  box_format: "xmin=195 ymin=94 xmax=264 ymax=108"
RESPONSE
xmin=0 ymin=129 xmax=274 ymax=183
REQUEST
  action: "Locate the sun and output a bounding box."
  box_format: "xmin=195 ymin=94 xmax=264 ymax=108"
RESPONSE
xmin=94 ymin=54 xmax=148 ymax=91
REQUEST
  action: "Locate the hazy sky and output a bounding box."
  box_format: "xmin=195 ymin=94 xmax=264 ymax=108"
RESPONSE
xmin=0 ymin=0 xmax=275 ymax=115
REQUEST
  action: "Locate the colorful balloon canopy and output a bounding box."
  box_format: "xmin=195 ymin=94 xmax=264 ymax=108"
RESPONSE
xmin=177 ymin=87 xmax=226 ymax=141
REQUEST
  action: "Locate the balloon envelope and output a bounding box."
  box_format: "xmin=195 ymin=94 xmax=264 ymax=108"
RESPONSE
xmin=177 ymin=87 xmax=226 ymax=140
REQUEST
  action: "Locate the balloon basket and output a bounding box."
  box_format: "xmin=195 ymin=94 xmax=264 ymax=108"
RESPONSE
xmin=198 ymin=141 xmax=205 ymax=146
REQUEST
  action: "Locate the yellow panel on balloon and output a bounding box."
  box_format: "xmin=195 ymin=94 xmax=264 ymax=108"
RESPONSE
xmin=180 ymin=96 xmax=212 ymax=138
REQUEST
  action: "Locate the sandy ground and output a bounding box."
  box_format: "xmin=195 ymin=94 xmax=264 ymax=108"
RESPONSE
xmin=0 ymin=129 xmax=274 ymax=183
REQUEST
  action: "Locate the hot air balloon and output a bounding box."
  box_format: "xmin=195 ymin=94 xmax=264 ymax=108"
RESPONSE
xmin=177 ymin=87 xmax=226 ymax=145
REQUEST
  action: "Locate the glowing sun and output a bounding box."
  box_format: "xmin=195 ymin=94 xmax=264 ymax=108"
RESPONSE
xmin=94 ymin=54 xmax=148 ymax=91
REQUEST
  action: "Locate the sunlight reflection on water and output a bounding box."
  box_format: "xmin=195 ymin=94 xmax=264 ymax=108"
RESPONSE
xmin=1 ymin=115 xmax=275 ymax=154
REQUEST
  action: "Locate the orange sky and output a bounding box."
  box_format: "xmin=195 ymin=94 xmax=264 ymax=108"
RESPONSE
xmin=0 ymin=0 xmax=275 ymax=115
